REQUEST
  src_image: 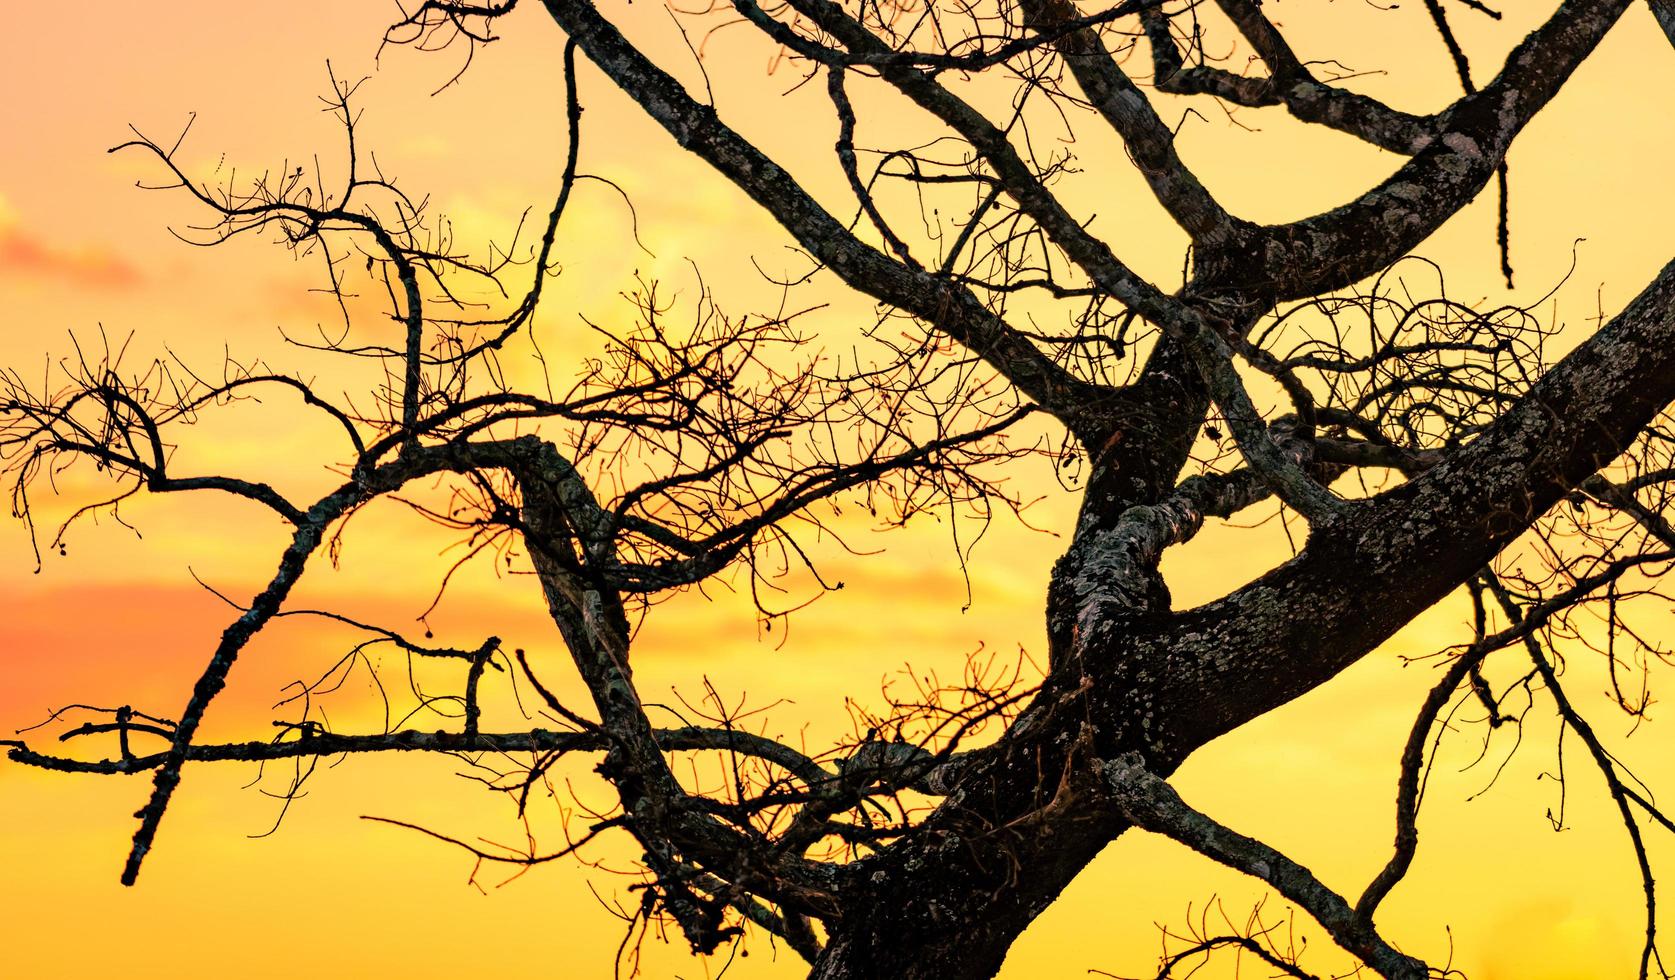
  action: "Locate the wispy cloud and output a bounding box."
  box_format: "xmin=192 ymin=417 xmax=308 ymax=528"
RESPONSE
xmin=0 ymin=195 xmax=143 ymax=290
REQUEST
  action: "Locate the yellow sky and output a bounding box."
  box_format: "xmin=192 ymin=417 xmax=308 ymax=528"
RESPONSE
xmin=3 ymin=1 xmax=1675 ymax=977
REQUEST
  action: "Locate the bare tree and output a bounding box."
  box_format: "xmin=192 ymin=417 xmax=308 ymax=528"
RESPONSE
xmin=7 ymin=1 xmax=1675 ymax=977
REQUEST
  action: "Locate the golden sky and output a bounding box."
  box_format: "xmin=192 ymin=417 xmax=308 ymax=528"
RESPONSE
xmin=3 ymin=2 xmax=1675 ymax=978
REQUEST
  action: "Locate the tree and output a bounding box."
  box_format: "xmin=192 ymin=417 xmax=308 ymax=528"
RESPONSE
xmin=5 ymin=0 xmax=1675 ymax=977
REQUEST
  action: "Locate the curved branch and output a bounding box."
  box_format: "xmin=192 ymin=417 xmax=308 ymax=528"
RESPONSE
xmin=1241 ymin=0 xmax=1632 ymax=300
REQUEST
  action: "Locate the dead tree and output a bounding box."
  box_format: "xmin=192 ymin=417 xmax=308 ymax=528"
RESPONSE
xmin=8 ymin=1 xmax=1675 ymax=978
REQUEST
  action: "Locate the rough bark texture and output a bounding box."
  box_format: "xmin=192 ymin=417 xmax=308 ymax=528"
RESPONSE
xmin=7 ymin=1 xmax=1675 ymax=977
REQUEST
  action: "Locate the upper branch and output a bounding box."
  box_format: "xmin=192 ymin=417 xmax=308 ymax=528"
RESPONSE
xmin=539 ymin=0 xmax=1107 ymax=439
xmin=720 ymin=0 xmax=1340 ymax=518
xmin=1144 ymin=0 xmax=1430 ymax=155
xmin=1018 ymin=0 xmax=1237 ymax=242
xmin=1235 ymin=0 xmax=1632 ymax=300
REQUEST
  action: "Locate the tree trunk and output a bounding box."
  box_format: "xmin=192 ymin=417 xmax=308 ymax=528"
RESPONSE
xmin=808 ymin=822 xmax=1120 ymax=980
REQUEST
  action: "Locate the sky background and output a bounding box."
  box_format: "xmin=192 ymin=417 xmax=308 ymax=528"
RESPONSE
xmin=3 ymin=1 xmax=1675 ymax=977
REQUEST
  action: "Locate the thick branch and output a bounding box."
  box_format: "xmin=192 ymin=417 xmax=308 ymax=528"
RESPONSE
xmin=1162 ymin=254 xmax=1675 ymax=756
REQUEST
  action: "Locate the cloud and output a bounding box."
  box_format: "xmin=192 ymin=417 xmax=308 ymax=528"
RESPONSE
xmin=0 ymin=198 xmax=143 ymax=290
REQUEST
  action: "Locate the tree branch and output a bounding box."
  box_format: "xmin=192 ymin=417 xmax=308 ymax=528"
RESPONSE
xmin=1240 ymin=0 xmax=1632 ymax=300
xmin=1104 ymin=754 xmax=1428 ymax=979
xmin=540 ymin=0 xmax=1107 ymax=438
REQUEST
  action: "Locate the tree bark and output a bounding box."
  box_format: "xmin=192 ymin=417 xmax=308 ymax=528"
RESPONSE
xmin=812 ymin=255 xmax=1675 ymax=979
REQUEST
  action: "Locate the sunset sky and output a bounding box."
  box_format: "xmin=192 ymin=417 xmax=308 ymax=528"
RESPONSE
xmin=4 ymin=2 xmax=1675 ymax=978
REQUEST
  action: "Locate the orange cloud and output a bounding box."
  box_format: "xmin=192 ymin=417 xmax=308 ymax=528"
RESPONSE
xmin=0 ymin=209 xmax=142 ymax=290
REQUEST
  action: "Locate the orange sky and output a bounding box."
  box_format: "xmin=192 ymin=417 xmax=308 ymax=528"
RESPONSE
xmin=3 ymin=2 xmax=1675 ymax=978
